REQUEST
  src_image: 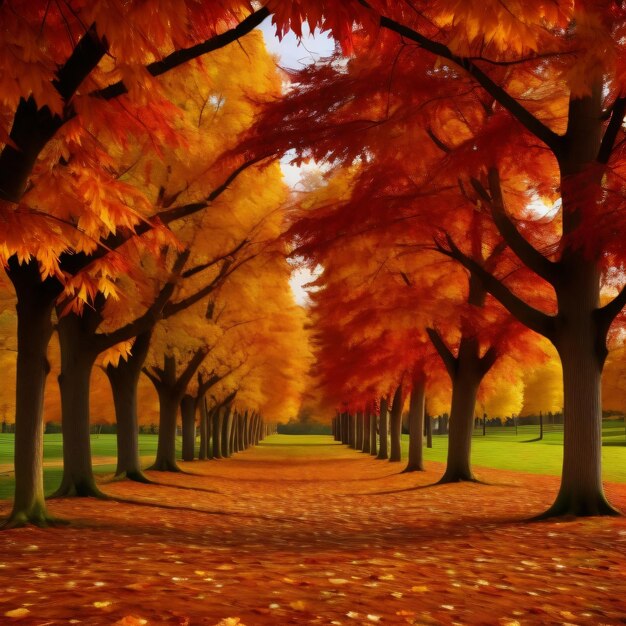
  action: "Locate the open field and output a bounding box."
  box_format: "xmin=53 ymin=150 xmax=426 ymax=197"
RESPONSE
xmin=1 ymin=435 xmax=626 ymax=624
xmin=1 ymin=423 xmax=626 ymax=499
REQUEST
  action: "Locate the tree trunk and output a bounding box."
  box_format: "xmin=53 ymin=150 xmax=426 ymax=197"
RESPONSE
xmin=389 ymin=385 xmax=404 ymax=462
xmin=439 ymin=366 xmax=480 ymax=483
xmin=248 ymin=412 xmax=256 ymax=447
xmin=53 ymin=314 xmax=103 ymax=498
xmin=376 ymin=397 xmax=389 ymax=460
xmin=230 ymin=411 xmax=237 ymax=455
xmin=362 ymin=411 xmax=371 ymax=453
xmin=150 ymin=391 xmax=181 ymax=472
xmin=207 ymin=405 xmax=216 ymax=460
xmin=348 ymin=413 xmax=356 ymax=448
xmin=404 ymin=376 xmax=426 ymax=472
xmin=237 ymin=412 xmax=244 ymax=450
xmin=222 ymin=406 xmax=233 ymax=458
xmin=339 ymin=412 xmax=346 ymax=444
xmin=543 ymin=256 xmax=616 ymax=516
xmin=181 ymin=394 xmax=196 ymax=462
xmin=356 ymin=411 xmax=364 ymax=451
xmin=213 ymin=407 xmax=224 ymax=459
xmin=369 ymin=408 xmax=378 ymax=456
xmin=242 ymin=411 xmax=249 ymax=449
xmin=2 ymin=268 xmax=57 ymax=528
xmin=198 ymin=398 xmax=208 ymax=460
xmin=106 ymin=330 xmax=152 ymax=482
xmin=426 ymin=410 xmax=432 ymax=449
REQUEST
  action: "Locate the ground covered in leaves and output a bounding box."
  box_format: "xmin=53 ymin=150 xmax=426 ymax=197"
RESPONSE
xmin=1 ymin=435 xmax=626 ymax=625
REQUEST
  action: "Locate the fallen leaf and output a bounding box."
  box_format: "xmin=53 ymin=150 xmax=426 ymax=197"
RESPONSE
xmin=93 ymin=601 xmax=112 ymax=608
xmin=113 ymin=617 xmax=148 ymax=626
xmin=329 ymin=578 xmax=350 ymax=585
xmin=4 ymin=608 xmax=30 ymax=619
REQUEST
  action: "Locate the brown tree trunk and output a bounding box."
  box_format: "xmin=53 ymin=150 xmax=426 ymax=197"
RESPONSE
xmin=369 ymin=407 xmax=378 ymax=456
xmin=150 ymin=391 xmax=181 ymax=471
xmin=229 ymin=410 xmax=237 ymax=455
xmin=543 ymin=254 xmax=616 ymax=516
xmin=106 ymin=330 xmax=152 ymax=482
xmin=181 ymin=394 xmax=196 ymax=462
xmin=439 ymin=348 xmax=481 ymax=483
xmin=53 ymin=313 xmax=104 ymax=498
xmin=362 ymin=411 xmax=371 ymax=453
xmin=236 ymin=412 xmax=245 ymax=452
xmin=198 ymin=397 xmax=208 ymax=460
xmin=2 ymin=264 xmax=58 ymax=527
xmin=376 ymin=397 xmax=389 ymax=460
xmin=404 ymin=375 xmax=426 ymax=472
xmin=389 ymin=384 xmax=404 ymax=462
xmin=356 ymin=411 xmax=364 ymax=451
xmin=213 ymin=407 xmax=224 ymax=459
xmin=426 ymin=410 xmax=433 ymax=449
xmin=242 ymin=411 xmax=249 ymax=449
xmin=222 ymin=406 xmax=233 ymax=458
xmin=348 ymin=413 xmax=356 ymax=448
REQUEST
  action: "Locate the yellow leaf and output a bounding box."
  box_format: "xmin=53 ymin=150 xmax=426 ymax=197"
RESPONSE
xmin=113 ymin=618 xmax=148 ymax=626
xmin=93 ymin=601 xmax=112 ymax=608
xmin=4 ymin=608 xmax=30 ymax=619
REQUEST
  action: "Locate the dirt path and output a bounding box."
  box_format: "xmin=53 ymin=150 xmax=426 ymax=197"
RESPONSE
xmin=1 ymin=436 xmax=626 ymax=625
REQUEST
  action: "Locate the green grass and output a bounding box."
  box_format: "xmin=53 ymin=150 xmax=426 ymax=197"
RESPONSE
xmin=0 ymin=433 xmax=163 ymax=500
xmin=0 ymin=425 xmax=625 ymax=500
xmin=400 ymin=420 xmax=626 ymax=483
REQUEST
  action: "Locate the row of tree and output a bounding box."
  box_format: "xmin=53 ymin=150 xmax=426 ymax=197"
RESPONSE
xmin=238 ymin=0 xmax=626 ymax=518
xmin=0 ymin=3 xmax=312 ymax=528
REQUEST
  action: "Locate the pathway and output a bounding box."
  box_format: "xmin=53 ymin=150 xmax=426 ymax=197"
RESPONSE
xmin=1 ymin=435 xmax=626 ymax=625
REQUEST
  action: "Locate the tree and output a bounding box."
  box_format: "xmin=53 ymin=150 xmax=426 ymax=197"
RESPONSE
xmin=246 ymin=1 xmax=626 ymax=516
xmin=0 ymin=2 xmax=282 ymax=527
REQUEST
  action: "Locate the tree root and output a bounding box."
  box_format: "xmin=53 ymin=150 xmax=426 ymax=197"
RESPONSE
xmin=531 ymin=491 xmax=622 ymax=520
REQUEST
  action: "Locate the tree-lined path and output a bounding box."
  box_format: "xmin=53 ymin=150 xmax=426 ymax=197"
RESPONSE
xmin=1 ymin=435 xmax=626 ymax=625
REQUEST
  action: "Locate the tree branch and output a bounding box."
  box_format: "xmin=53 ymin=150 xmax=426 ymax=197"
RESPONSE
xmin=598 ymin=96 xmax=626 ymax=164
xmin=155 ymin=156 xmax=265 ymax=226
xmin=479 ymin=345 xmax=499 ymax=375
xmin=181 ymin=237 xmax=249 ymax=278
xmin=426 ymin=327 xmax=456 ymax=377
xmin=94 ymin=249 xmax=190 ymax=351
xmin=163 ymin=258 xmax=232 ymax=318
xmin=92 ymin=8 xmax=270 ymax=100
xmin=376 ymin=14 xmax=563 ymax=154
xmin=64 ymin=156 xmax=262 ymax=278
xmin=434 ymin=233 xmax=556 ymax=339
xmin=142 ymin=366 xmax=162 ymax=389
xmin=595 ymin=283 xmax=626 ymax=333
xmin=485 ymin=168 xmax=558 ymax=284
xmin=175 ymin=347 xmax=210 ymax=395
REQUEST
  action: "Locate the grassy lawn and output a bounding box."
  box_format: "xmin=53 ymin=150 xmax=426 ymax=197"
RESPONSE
xmin=408 ymin=420 xmax=626 ymax=483
xmin=0 ymin=433 xmax=163 ymax=499
xmin=0 ymin=424 xmax=625 ymax=499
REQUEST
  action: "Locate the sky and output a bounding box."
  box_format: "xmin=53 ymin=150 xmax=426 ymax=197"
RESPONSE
xmin=257 ymin=18 xmax=335 ymax=306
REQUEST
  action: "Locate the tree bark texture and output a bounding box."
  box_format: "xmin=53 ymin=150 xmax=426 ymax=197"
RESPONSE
xmin=106 ymin=330 xmax=152 ymax=482
xmin=405 ymin=376 xmax=426 ymax=472
xmin=389 ymin=385 xmax=404 ymax=462
xmin=376 ymin=398 xmax=389 ymax=460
